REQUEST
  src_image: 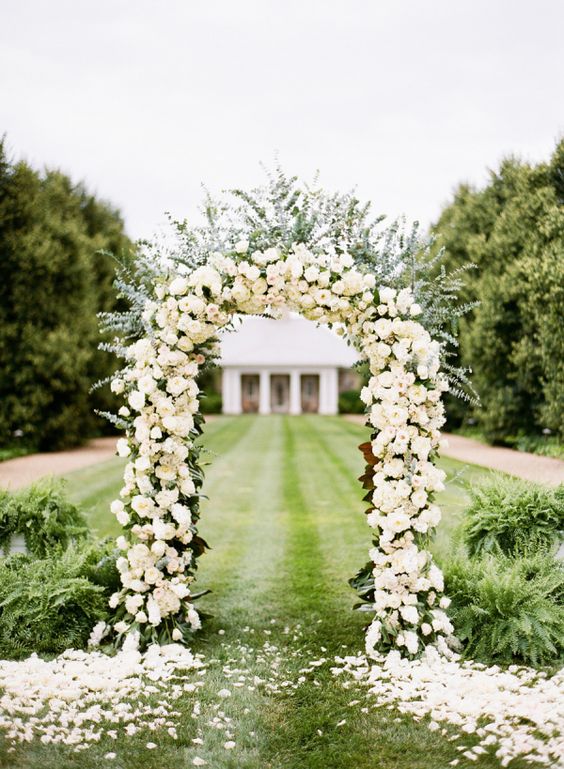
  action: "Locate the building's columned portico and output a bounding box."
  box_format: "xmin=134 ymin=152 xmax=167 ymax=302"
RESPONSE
xmin=222 ymin=366 xmax=338 ymax=415
xmin=220 ymin=314 xmax=358 ymax=416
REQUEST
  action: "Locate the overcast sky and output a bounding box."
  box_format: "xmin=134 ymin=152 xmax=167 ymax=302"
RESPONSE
xmin=1 ymin=0 xmax=562 ymax=240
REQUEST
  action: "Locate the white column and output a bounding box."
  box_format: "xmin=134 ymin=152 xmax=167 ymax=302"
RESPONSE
xmin=222 ymin=369 xmax=242 ymax=414
xmin=290 ymin=369 xmax=301 ymax=415
xmin=319 ymin=368 xmax=338 ymax=414
xmin=259 ymin=370 xmax=270 ymax=414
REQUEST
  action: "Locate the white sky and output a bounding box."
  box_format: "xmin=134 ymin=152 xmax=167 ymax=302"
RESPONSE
xmin=1 ymin=0 xmax=562 ymax=240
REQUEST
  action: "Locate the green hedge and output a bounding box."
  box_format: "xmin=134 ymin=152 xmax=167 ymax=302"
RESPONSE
xmin=433 ymin=139 xmax=564 ymax=444
xmin=338 ymin=390 xmax=364 ymax=414
xmin=201 ymin=391 xmax=222 ymax=414
xmin=0 ymin=139 xmax=132 ymax=451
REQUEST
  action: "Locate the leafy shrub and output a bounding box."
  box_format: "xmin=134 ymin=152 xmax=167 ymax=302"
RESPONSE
xmin=201 ymin=391 xmax=222 ymax=414
xmin=0 ymin=479 xmax=88 ymax=557
xmin=444 ymin=550 xmax=564 ymax=666
xmin=338 ymin=390 xmax=364 ymax=414
xmin=463 ymin=476 xmax=564 ymax=557
xmin=0 ymin=539 xmax=119 ymax=658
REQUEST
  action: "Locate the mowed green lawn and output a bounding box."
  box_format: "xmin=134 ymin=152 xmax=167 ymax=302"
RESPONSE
xmin=3 ymin=416 xmax=527 ymax=769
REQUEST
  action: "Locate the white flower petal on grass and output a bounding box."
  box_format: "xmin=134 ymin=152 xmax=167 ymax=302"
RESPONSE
xmin=0 ymin=646 xmax=205 ymax=749
xmin=333 ymin=650 xmax=564 ymax=767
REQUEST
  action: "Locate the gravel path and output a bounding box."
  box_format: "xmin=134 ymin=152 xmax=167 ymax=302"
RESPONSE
xmin=344 ymin=415 xmax=564 ymax=487
xmin=0 ymin=437 xmax=117 ymax=491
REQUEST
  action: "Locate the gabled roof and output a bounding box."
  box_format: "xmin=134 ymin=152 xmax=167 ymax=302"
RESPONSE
xmin=219 ymin=313 xmax=359 ymax=367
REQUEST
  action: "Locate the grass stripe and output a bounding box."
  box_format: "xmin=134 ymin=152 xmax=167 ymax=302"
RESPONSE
xmin=2 ymin=416 xmax=531 ymax=769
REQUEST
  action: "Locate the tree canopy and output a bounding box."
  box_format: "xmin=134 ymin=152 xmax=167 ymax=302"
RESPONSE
xmin=433 ymin=139 xmax=564 ymax=443
xmin=0 ymin=139 xmax=132 ymax=450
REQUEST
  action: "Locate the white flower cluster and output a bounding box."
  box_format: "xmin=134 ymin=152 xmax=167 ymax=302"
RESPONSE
xmin=110 ymin=241 xmax=450 ymax=656
xmin=356 ymin=287 xmax=453 ymax=658
xmin=333 ymin=649 xmax=564 ymax=767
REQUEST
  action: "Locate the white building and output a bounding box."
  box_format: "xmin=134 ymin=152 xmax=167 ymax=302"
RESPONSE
xmin=220 ymin=314 xmax=359 ymax=415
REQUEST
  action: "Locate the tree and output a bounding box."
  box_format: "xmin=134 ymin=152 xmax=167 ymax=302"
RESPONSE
xmin=433 ymin=140 xmax=564 ymax=443
xmin=0 ymin=139 xmax=131 ymax=450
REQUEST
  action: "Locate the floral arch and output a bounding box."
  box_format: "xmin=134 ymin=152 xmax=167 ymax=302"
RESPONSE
xmin=102 ymin=173 xmax=468 ymax=659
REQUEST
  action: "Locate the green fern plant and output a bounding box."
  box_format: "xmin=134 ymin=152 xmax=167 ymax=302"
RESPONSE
xmin=444 ymin=550 xmax=564 ymax=666
xmin=463 ymin=476 xmax=564 ymax=557
xmin=0 ymin=540 xmax=119 ymax=658
xmin=0 ymin=479 xmax=88 ymax=557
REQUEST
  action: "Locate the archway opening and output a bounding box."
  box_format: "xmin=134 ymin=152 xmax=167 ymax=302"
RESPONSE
xmin=109 ymin=243 xmax=452 ymax=659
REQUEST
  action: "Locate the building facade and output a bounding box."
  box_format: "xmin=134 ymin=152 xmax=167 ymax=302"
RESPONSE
xmin=220 ymin=314 xmax=359 ymax=415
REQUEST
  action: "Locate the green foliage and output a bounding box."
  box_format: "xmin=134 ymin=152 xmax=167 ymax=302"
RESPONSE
xmin=101 ymin=164 xmax=476 ymax=407
xmin=0 ymin=138 xmax=132 ymax=451
xmin=0 ymin=479 xmax=88 ymax=557
xmin=0 ymin=539 xmax=118 ymax=658
xmin=200 ymin=391 xmax=223 ymax=414
xmin=433 ymin=139 xmax=564 ymax=441
xmin=444 ymin=550 xmax=564 ymax=666
xmin=338 ymin=390 xmax=364 ymax=414
xmin=463 ymin=477 xmax=564 ymax=557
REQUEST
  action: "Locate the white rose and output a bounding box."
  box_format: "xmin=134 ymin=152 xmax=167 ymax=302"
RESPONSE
xmin=234 ymin=239 xmax=249 ymax=253
xmin=137 ymin=375 xmax=156 ymax=394
xmin=384 ymin=510 xmax=411 ymax=533
xmin=171 ymin=503 xmax=191 ymax=527
xmin=135 ymin=455 xmax=151 ymax=472
xmin=111 ymin=499 xmax=125 ymax=515
xmin=374 ymin=318 xmax=392 ymax=339
xmin=147 ymin=597 xmax=162 ymax=626
xmin=116 ymin=438 xmax=130 ymax=457
xmin=128 ymin=390 xmax=145 ymax=411
xmin=416 ymin=365 xmax=429 ymax=380
xmin=111 ymin=378 xmax=125 ymax=394
xmin=180 ymin=477 xmax=196 ymax=496
xmin=428 ymin=564 xmax=444 ymax=591
xmin=169 ymin=277 xmax=189 ymax=295
xmin=379 ymin=287 xmax=396 ymax=303
xmin=125 ymin=594 xmax=144 ymax=614
xmin=187 ymin=608 xmax=201 ymax=630
xmin=144 ymin=567 xmax=161 ymax=585
xmin=151 ymin=540 xmax=167 ymax=558
xmin=403 ymin=630 xmax=419 ymax=655
xmin=116 ymin=509 xmax=130 ymax=526
xmin=131 ymin=495 xmax=154 ymax=518
xmin=399 ymin=605 xmax=419 ymax=624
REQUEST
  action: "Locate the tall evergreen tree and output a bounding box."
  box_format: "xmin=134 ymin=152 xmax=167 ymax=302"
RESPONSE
xmin=0 ymin=139 xmax=131 ymax=450
xmin=433 ymin=140 xmax=564 ymax=443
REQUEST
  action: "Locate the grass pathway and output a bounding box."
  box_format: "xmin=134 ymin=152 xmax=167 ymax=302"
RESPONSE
xmin=0 ymin=416 xmax=539 ymax=769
